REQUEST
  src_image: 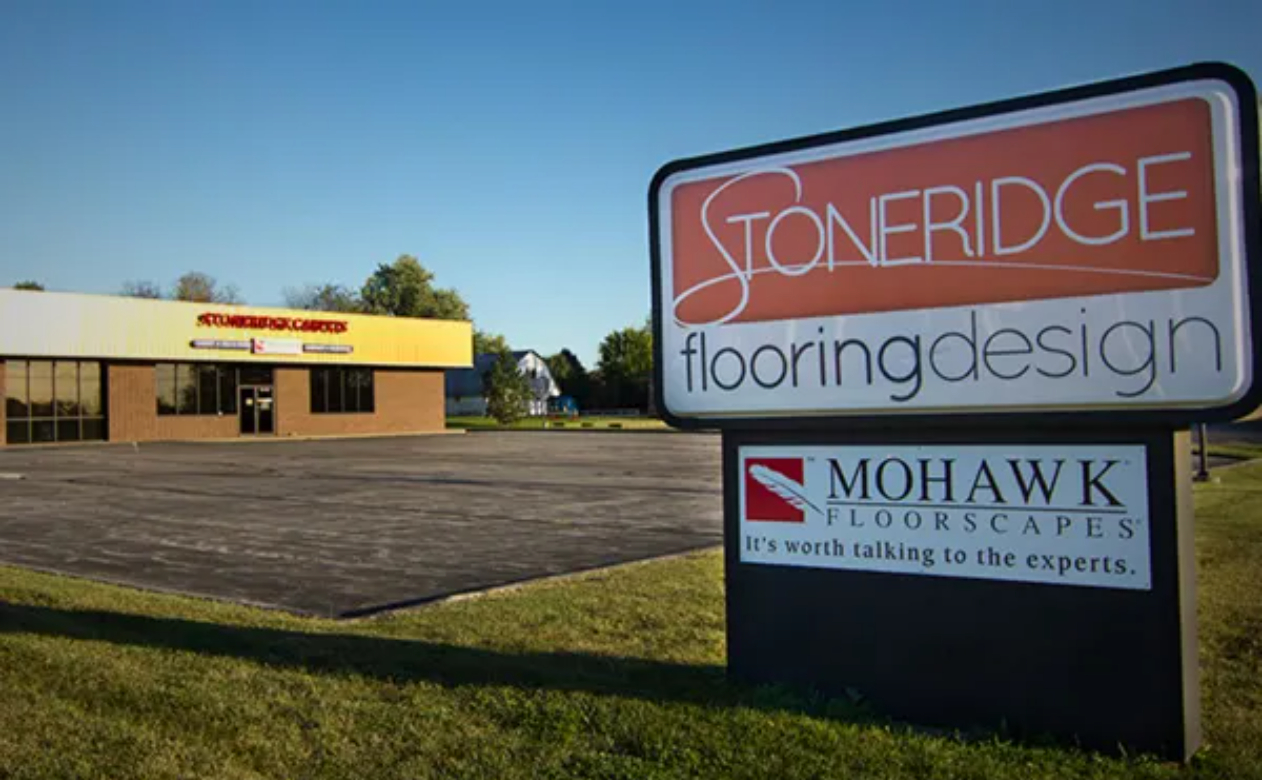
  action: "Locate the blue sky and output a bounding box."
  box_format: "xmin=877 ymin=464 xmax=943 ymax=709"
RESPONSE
xmin=1 ymin=1 xmax=1259 ymax=366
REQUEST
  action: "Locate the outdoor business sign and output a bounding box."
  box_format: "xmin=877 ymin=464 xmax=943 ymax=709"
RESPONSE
xmin=739 ymin=443 xmax=1151 ymax=590
xmin=197 ymin=311 xmax=350 ymax=334
xmin=0 ymin=289 xmax=471 ymax=368
xmin=651 ymin=63 xmax=1261 ymax=426
xmin=251 ymin=338 xmax=303 ymax=356
xmin=653 ymin=64 xmax=1260 ymax=761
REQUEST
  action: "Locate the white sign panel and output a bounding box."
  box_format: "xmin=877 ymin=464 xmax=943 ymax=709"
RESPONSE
xmin=252 ymin=338 xmax=302 ymax=356
xmin=652 ymin=68 xmax=1258 ymax=421
xmin=739 ymin=444 xmax=1151 ymax=590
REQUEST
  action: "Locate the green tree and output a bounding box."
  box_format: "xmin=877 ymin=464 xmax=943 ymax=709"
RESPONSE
xmin=172 ymin=272 xmax=242 ymax=304
xmin=284 ymin=283 xmax=363 ymax=313
xmin=546 ymin=349 xmax=592 ymax=409
xmin=120 ymin=280 xmax=163 ymax=299
xmin=12 ymin=281 xmax=43 ymax=291
xmin=596 ymin=323 xmax=653 ymax=410
xmin=361 ymin=255 xmax=469 ymax=320
xmin=482 ymin=348 xmax=531 ymax=424
xmin=473 ymin=330 xmax=509 ymax=355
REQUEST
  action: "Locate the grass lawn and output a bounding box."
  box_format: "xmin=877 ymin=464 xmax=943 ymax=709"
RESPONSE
xmin=1 ymin=469 xmax=1261 ymax=778
xmin=448 ymin=415 xmax=670 ymax=431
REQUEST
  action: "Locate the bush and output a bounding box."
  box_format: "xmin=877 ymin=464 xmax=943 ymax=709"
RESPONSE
xmin=483 ymin=349 xmax=531 ymax=425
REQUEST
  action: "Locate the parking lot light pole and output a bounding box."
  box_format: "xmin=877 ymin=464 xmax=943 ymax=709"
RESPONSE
xmin=1195 ymin=424 xmax=1211 ymax=482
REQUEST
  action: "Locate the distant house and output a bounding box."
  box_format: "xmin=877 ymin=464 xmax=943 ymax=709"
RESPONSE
xmin=445 ymin=350 xmax=561 ymax=417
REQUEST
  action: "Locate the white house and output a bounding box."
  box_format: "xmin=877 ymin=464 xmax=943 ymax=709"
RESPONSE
xmin=445 ymin=350 xmax=561 ymax=417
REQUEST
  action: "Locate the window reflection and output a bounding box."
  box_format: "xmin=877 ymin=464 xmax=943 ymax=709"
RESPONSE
xmin=310 ymin=368 xmax=374 ymax=414
xmin=156 ymin=363 xmax=241 ymax=416
xmin=28 ymin=361 xmax=53 ymax=418
xmin=155 ymin=364 xmax=176 ymax=415
xmin=55 ymin=362 xmax=80 ymax=418
xmin=80 ymin=362 xmax=101 ymax=417
xmin=176 ymin=364 xmax=198 ymax=414
xmin=5 ymin=361 xmax=28 ymax=418
xmin=3 ymin=360 xmax=104 ymax=445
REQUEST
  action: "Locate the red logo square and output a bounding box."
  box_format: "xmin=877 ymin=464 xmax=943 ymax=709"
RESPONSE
xmin=745 ymin=457 xmax=811 ymax=522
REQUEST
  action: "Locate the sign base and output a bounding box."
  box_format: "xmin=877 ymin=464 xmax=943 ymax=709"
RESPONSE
xmin=722 ymin=426 xmax=1200 ymax=760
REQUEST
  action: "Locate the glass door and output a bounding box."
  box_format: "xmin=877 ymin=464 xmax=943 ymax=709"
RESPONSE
xmin=256 ymin=386 xmax=275 ymax=434
xmin=239 ymin=387 xmax=257 ymax=435
xmin=238 ymin=386 xmax=276 ymax=436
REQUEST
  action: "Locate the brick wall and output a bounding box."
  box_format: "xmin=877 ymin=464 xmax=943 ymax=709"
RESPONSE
xmin=275 ymin=367 xmax=445 ymax=437
xmin=9 ymin=363 xmax=447 ymax=445
xmin=107 ymin=363 xmax=238 ymax=443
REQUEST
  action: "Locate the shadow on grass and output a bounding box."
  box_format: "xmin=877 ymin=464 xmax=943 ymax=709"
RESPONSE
xmin=0 ymin=601 xmax=872 ymax=724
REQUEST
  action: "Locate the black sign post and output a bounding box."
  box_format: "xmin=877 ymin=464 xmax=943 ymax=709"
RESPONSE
xmin=649 ymin=64 xmax=1259 ymax=761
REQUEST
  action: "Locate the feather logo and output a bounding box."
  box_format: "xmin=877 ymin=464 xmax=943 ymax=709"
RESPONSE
xmin=748 ymin=463 xmax=820 ymax=517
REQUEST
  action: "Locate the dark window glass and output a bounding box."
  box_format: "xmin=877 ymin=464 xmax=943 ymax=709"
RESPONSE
xmin=80 ymin=363 xmax=102 ymax=418
xmin=5 ymin=361 xmax=28 ymax=419
xmin=56 ymin=419 xmax=80 ymax=442
xmin=310 ymin=368 xmax=374 ymax=414
xmin=81 ymin=418 xmax=105 ymax=442
xmin=198 ymin=365 xmax=219 ymax=415
xmin=55 ymin=362 xmax=80 ymax=418
xmin=239 ymin=365 xmax=273 ymax=385
xmin=311 ymin=369 xmax=328 ymax=413
xmin=31 ymin=420 xmax=55 ymax=443
xmin=155 ymin=364 xmax=176 ymax=415
xmin=345 ymin=370 xmax=356 ymax=412
xmin=28 ymin=362 xmax=53 ymax=418
xmin=347 ymin=369 xmax=363 ymax=412
xmin=219 ymin=368 xmax=238 ymax=414
xmin=6 ymin=420 xmax=29 ymax=445
xmin=160 ymin=363 xmax=246 ymax=416
xmin=359 ymin=370 xmax=375 ymax=413
xmin=5 ymin=360 xmax=104 ymax=445
xmin=335 ymin=368 xmax=348 ymax=412
xmin=176 ymin=364 xmax=198 ymax=414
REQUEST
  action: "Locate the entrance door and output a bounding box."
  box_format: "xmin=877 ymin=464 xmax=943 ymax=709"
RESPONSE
xmin=256 ymin=386 xmax=275 ymax=434
xmin=238 ymin=386 xmax=276 ymax=436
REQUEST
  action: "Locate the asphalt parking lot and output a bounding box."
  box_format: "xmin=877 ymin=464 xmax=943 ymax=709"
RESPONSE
xmin=0 ymin=432 xmax=722 ymax=617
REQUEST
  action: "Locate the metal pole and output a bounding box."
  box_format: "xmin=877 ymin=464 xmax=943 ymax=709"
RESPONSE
xmin=1195 ymin=424 xmax=1210 ymax=482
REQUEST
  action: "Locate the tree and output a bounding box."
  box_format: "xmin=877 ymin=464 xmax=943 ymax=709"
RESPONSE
xmin=172 ymin=272 xmax=242 ymax=304
xmin=120 ymin=280 xmax=163 ymax=299
xmin=546 ymin=349 xmax=593 ymax=409
xmin=473 ymin=330 xmax=509 ymax=356
xmin=12 ymin=281 xmax=43 ymax=291
xmin=360 ymin=255 xmax=469 ymax=320
xmin=284 ymin=283 xmax=362 ymax=313
xmin=482 ymin=348 xmax=531 ymax=424
xmin=597 ymin=323 xmax=653 ymax=410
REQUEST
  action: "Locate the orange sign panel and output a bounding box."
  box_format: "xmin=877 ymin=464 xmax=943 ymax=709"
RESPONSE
xmin=670 ymin=99 xmax=1218 ymax=326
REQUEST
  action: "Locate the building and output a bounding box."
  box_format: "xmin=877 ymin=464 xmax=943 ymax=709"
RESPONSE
xmin=445 ymin=350 xmax=560 ymax=417
xmin=0 ymin=289 xmax=471 ymax=446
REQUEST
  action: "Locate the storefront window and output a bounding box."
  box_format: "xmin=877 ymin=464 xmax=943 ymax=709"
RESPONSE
xmin=55 ymin=362 xmax=80 ymax=418
xmin=28 ymin=362 xmax=53 ymax=418
xmin=176 ymin=364 xmax=198 ymax=414
xmin=156 ymin=363 xmax=239 ymax=416
xmin=80 ymin=363 xmax=101 ymax=418
xmin=155 ymin=364 xmax=176 ymax=414
xmin=310 ymin=367 xmax=374 ymax=414
xmin=5 ymin=361 xmax=28 ymax=419
xmin=4 ymin=360 xmax=104 ymax=445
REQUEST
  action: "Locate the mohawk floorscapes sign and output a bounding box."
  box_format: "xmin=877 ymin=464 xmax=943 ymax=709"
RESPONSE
xmin=739 ymin=444 xmax=1152 ymax=590
xmin=651 ymin=63 xmax=1261 ymax=762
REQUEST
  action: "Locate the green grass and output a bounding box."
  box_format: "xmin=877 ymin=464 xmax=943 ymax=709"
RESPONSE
xmin=1206 ymin=442 xmax=1262 ymax=462
xmin=2 ymin=466 xmax=1262 ymax=778
xmin=447 ymin=415 xmax=670 ymax=431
